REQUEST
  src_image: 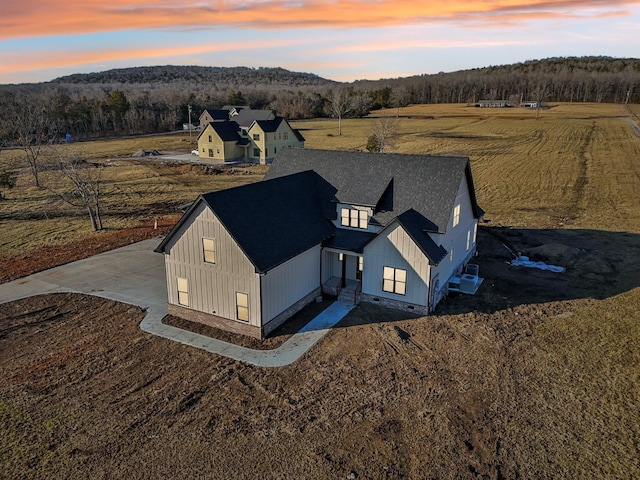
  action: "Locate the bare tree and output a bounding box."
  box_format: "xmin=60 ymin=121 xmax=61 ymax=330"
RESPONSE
xmin=51 ymin=153 xmax=105 ymax=231
xmin=532 ymin=83 xmax=548 ymax=120
xmin=367 ymin=116 xmax=399 ymax=153
xmin=327 ymin=88 xmax=353 ymax=135
xmin=0 ymin=143 xmax=17 ymax=200
xmin=391 ymin=87 xmax=411 ymax=117
xmin=9 ymin=96 xmax=57 ymax=187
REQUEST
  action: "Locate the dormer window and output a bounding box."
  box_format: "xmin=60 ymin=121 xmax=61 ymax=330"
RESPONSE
xmin=340 ymin=207 xmax=368 ymax=229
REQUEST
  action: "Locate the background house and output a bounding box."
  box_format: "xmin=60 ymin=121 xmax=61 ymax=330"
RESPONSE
xmin=196 ymin=113 xmax=304 ymax=164
xmin=155 ymin=149 xmax=483 ymax=338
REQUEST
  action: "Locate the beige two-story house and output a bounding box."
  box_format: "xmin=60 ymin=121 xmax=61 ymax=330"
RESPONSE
xmin=196 ymin=115 xmax=304 ymax=164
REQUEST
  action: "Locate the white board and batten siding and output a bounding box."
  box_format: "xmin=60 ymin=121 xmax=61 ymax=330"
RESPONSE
xmin=363 ymin=221 xmax=431 ymax=307
xmin=431 ymin=176 xmax=479 ymax=284
xmin=260 ymin=245 xmax=321 ymax=323
xmin=162 ymin=201 xmax=262 ymax=327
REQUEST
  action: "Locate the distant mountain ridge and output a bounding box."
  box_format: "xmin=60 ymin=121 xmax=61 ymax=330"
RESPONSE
xmin=51 ymin=65 xmax=336 ymax=88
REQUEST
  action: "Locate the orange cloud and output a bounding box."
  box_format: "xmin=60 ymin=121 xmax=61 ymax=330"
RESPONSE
xmin=2 ymin=0 xmax=638 ymax=40
xmin=0 ymin=38 xmax=299 ymax=75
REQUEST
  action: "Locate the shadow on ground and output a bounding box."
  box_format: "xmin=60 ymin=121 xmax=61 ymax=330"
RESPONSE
xmin=333 ymin=226 xmax=640 ymax=329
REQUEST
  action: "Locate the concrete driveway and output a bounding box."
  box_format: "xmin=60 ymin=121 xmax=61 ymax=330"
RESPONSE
xmin=0 ymin=239 xmax=352 ymax=367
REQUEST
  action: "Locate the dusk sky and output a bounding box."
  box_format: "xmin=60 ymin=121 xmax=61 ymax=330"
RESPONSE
xmin=2 ymin=0 xmax=640 ymax=84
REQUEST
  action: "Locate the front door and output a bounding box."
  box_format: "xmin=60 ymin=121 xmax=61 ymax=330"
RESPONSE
xmin=356 ymin=256 xmax=363 ymax=281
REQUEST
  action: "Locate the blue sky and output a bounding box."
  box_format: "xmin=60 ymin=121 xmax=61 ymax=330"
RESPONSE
xmin=1 ymin=0 xmax=639 ymax=84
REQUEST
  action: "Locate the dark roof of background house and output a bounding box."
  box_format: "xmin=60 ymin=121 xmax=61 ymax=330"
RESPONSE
xmin=254 ymin=117 xmax=305 ymax=142
xmin=201 ymin=109 xmax=229 ymax=121
xmin=233 ymin=109 xmax=274 ymax=127
xmin=265 ymin=148 xmax=483 ymax=234
xmin=254 ymin=118 xmax=283 ymax=133
xmin=293 ymin=129 xmax=306 ymax=142
xmin=208 ymin=121 xmax=242 ymax=142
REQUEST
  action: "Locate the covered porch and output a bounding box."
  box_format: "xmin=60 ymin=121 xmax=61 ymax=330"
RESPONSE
xmin=322 ymin=276 xmax=362 ymax=305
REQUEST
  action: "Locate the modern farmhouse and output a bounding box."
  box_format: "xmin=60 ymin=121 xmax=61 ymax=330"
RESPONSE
xmin=196 ymin=106 xmax=304 ymax=164
xmin=155 ymin=149 xmax=483 ymax=339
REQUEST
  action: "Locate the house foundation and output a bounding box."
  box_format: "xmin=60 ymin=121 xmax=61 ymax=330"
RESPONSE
xmin=167 ymin=286 xmax=322 ymax=340
xmin=359 ymin=293 xmax=429 ymax=315
xmin=167 ymin=304 xmax=263 ymax=339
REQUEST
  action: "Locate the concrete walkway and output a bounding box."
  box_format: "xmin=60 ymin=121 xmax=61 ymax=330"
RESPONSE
xmin=0 ymin=238 xmax=353 ymax=367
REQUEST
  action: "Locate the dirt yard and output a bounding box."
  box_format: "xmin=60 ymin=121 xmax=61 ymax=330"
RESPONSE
xmin=1 ymin=225 xmax=639 ymax=479
xmin=2 ymin=104 xmax=640 ymax=478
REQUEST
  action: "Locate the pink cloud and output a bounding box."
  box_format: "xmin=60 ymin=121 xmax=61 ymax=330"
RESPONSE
xmin=0 ymin=39 xmax=296 ymax=75
xmin=1 ymin=0 xmax=638 ymax=40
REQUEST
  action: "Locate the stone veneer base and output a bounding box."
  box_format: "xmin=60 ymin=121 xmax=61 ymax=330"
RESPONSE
xmin=359 ymin=293 xmax=429 ymax=316
xmin=262 ymin=287 xmax=321 ymax=337
xmin=166 ymin=287 xmax=322 ymax=340
xmin=167 ymin=304 xmax=263 ymax=339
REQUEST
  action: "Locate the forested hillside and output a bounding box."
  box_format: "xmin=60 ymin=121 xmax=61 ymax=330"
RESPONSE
xmin=0 ymin=57 xmax=638 ymax=142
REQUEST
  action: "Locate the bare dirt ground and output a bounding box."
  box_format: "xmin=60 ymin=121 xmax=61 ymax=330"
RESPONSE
xmin=2 ymin=226 xmax=639 ymax=479
xmin=2 ymin=105 xmax=639 ymax=478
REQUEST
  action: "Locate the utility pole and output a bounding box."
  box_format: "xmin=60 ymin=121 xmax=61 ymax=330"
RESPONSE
xmin=188 ymin=104 xmax=193 ymax=143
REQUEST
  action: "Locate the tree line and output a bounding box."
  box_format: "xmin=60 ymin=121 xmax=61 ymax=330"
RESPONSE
xmin=0 ymin=56 xmax=638 ymax=143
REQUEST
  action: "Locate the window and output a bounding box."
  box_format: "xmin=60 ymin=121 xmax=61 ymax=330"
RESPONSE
xmin=466 ymin=230 xmax=471 ymax=251
xmin=283 ymin=131 xmax=288 ymax=140
xmin=340 ymin=207 xmax=368 ymax=229
xmin=177 ymin=277 xmax=189 ymax=306
xmin=265 ymin=148 xmax=268 ymax=157
xmin=358 ymin=256 xmax=363 ymax=272
xmin=236 ymin=292 xmax=249 ymax=322
xmin=453 ymin=204 xmax=461 ymax=227
xmin=202 ymin=238 xmax=215 ymax=263
xmin=338 ymin=253 xmax=344 ymax=262
xmin=473 ymin=223 xmax=478 ymax=243
xmin=450 ymin=248 xmax=454 ymax=262
xmin=253 ymin=133 xmax=260 ymax=141
xmin=382 ymin=267 xmax=406 ymax=295
xmin=208 ymin=149 xmax=213 ymax=157
xmin=216 ymin=148 xmax=220 ymax=154
xmin=208 ymin=135 xmax=212 ymax=142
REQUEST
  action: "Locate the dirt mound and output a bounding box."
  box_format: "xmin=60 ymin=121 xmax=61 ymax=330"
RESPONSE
xmin=527 ymin=242 xmax=582 ymax=265
xmin=132 ymin=149 xmax=161 ymax=157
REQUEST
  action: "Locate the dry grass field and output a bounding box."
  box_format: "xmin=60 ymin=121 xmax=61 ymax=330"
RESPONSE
xmin=1 ymin=104 xmax=640 ymax=479
xmin=294 ymin=102 xmax=640 ymax=231
xmin=0 ymin=133 xmax=267 ymax=276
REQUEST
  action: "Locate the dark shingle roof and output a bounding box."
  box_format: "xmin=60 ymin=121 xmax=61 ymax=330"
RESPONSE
xmin=157 ymin=171 xmax=335 ymax=273
xmin=254 ymin=118 xmax=283 ymax=133
xmin=209 ymin=121 xmax=242 ymax=142
xmin=396 ymin=209 xmax=448 ymax=264
xmin=202 ymin=109 xmax=229 ymax=121
xmin=293 ymin=129 xmax=305 ymax=142
xmin=324 ymin=229 xmax=376 ymax=253
xmin=157 ymin=149 xmax=483 ymax=270
xmin=265 ymin=149 xmax=483 ymax=234
xmin=233 ymin=109 xmax=274 ymax=127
